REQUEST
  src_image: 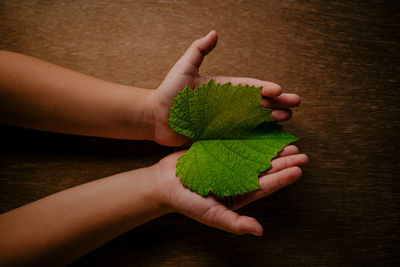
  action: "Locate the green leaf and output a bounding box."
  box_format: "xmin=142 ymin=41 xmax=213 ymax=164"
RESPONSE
xmin=168 ymin=79 xmax=298 ymax=198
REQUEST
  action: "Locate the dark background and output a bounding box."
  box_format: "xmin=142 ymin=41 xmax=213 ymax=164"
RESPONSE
xmin=1 ymin=0 xmax=399 ymax=266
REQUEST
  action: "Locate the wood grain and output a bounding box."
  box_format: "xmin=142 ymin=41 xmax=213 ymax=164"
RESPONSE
xmin=1 ymin=0 xmax=399 ymax=265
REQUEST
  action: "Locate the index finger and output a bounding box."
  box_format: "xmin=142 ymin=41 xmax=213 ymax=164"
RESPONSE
xmin=202 ymin=76 xmax=282 ymax=97
xmin=232 ymin=166 xmax=303 ymax=210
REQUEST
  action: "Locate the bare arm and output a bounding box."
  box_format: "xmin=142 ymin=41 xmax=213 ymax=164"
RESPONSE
xmin=0 ymin=32 xmax=307 ymax=265
xmin=0 ymin=32 xmax=300 ymax=146
xmin=0 ymin=50 xmax=154 ymax=140
xmin=0 ymin=146 xmax=307 ymax=266
xmin=0 ymin=165 xmax=168 ymax=266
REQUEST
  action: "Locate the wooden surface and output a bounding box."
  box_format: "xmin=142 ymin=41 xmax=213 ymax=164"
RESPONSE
xmin=1 ymin=0 xmax=399 ymax=265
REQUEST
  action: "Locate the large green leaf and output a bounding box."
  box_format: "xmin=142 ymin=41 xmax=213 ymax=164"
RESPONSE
xmin=168 ymin=79 xmax=298 ymax=198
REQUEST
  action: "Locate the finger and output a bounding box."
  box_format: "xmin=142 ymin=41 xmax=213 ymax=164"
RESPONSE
xmin=158 ymin=149 xmax=188 ymax=167
xmin=278 ymin=145 xmax=299 ymax=157
xmin=260 ymin=166 xmax=303 ymax=194
xmin=270 ymin=109 xmax=292 ymax=121
xmin=247 ymin=167 xmax=302 ymax=204
xmin=197 ymin=203 xmax=263 ymax=236
xmin=177 ymin=30 xmax=218 ymax=72
xmin=160 ymin=132 xmax=190 ymax=147
xmin=261 ymin=93 xmax=300 ymax=108
xmin=203 ymin=76 xmax=282 ymax=97
xmin=267 ymin=154 xmax=309 ymax=174
xmin=258 ymin=151 xmax=306 ymax=178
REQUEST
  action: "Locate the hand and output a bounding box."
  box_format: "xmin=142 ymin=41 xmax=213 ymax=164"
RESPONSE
xmin=149 ymin=30 xmax=301 ymax=146
xmin=155 ymin=145 xmax=308 ymax=236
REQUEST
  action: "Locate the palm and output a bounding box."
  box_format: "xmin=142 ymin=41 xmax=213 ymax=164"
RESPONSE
xmin=157 ymin=145 xmax=308 ymax=236
xmin=151 ymin=31 xmax=216 ymax=146
xmin=152 ymin=31 xmax=300 ymax=147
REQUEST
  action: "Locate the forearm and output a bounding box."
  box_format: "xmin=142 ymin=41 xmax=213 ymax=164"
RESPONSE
xmin=0 ymin=165 xmax=168 ymax=266
xmin=0 ymin=50 xmax=155 ymax=140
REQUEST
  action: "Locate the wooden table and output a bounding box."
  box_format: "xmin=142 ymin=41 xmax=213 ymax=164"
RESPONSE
xmin=1 ymin=1 xmax=399 ymax=265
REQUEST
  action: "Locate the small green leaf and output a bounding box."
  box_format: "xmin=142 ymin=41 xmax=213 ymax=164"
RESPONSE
xmin=168 ymin=79 xmax=298 ymax=197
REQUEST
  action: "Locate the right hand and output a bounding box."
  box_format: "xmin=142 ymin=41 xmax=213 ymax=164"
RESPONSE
xmin=154 ymin=145 xmax=308 ymax=236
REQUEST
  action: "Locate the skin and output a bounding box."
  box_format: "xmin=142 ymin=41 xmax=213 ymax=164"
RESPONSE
xmin=0 ymin=31 xmax=308 ymax=265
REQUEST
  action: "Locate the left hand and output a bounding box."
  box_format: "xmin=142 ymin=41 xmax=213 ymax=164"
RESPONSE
xmin=149 ymin=30 xmax=301 ymax=147
xmin=154 ymin=145 xmax=308 ymax=236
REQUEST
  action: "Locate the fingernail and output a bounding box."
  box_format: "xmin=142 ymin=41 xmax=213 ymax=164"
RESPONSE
xmin=250 ymin=231 xmax=262 ymax=237
xmin=203 ymin=31 xmax=212 ymax=38
xmin=204 ymin=30 xmax=216 ymax=38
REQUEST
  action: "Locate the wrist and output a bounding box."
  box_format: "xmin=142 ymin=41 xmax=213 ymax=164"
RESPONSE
xmin=117 ymin=85 xmax=157 ymax=141
xmin=148 ymin=163 xmax=176 ymax=215
xmin=144 ymin=88 xmax=158 ymax=142
xmin=151 ymin=159 xmax=177 ymax=214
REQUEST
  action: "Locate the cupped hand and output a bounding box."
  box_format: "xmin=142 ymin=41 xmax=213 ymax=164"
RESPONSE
xmin=150 ymin=30 xmax=301 ymax=147
xmin=155 ymin=145 xmax=308 ymax=236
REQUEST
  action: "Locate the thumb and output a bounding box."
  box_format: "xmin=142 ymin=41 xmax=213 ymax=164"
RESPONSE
xmin=177 ymin=30 xmax=218 ymax=70
xmin=196 ymin=203 xmax=263 ymax=237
